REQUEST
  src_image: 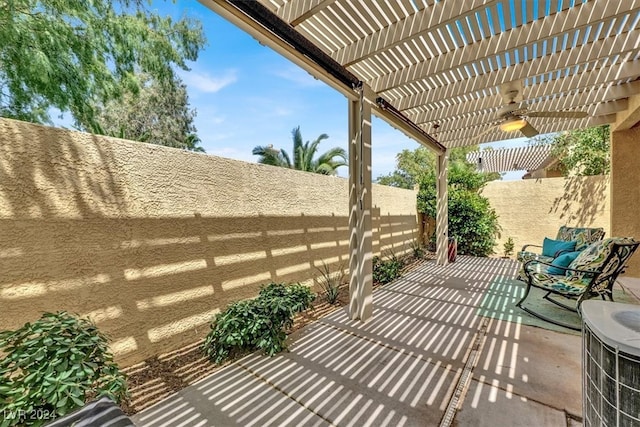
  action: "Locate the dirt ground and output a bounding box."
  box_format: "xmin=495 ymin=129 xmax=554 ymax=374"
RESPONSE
xmin=121 ymin=256 xmax=430 ymax=415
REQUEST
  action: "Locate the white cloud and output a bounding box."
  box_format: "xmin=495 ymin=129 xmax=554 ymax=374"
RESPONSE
xmin=272 ymin=66 xmax=325 ymax=87
xmin=272 ymin=107 xmax=293 ymax=117
xmin=182 ymin=69 xmax=238 ymax=93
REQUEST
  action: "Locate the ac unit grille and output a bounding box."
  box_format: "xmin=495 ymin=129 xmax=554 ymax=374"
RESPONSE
xmin=583 ymin=320 xmax=640 ymax=426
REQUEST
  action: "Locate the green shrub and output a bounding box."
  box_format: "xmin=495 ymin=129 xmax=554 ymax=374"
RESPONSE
xmin=203 ymin=283 xmax=315 ymax=364
xmin=315 ymin=262 xmax=345 ymax=304
xmin=0 ymin=312 xmax=128 ymax=427
xmin=410 ymin=240 xmax=425 ymax=259
xmin=373 ymin=252 xmax=404 ymax=285
xmin=446 ymin=190 xmax=499 ymax=256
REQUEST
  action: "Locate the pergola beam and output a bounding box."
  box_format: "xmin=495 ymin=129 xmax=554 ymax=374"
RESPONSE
xmin=199 ymin=0 xmax=443 ymax=154
xmin=389 ymin=28 xmax=640 ymax=112
xmin=408 ymin=63 xmax=640 ymax=126
xmin=331 ymin=0 xmax=502 ymax=66
xmin=275 ymin=0 xmax=336 ymax=26
xmin=199 ymin=0 xmax=359 ymax=100
xmin=369 ymin=1 xmax=640 ymax=95
xmin=613 ymin=91 xmax=640 ymax=131
xmin=374 ymin=98 xmax=445 ymax=154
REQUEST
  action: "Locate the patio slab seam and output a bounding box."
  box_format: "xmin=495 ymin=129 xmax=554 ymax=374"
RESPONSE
xmin=233 ymin=345 xmax=461 ymax=426
xmin=231 ymin=361 xmax=335 ymax=426
xmin=313 ymin=318 xmax=464 ymax=371
xmin=320 ymin=308 xmax=481 ymax=342
xmin=465 ymin=374 xmax=583 ymax=421
xmin=376 ymin=286 xmax=485 ymax=310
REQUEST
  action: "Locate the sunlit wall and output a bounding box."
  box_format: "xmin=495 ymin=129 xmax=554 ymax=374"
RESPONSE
xmin=0 ymin=118 xmax=419 ymax=366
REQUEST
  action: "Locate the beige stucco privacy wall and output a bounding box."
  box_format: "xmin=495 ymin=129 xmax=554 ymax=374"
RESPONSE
xmin=482 ymin=176 xmax=610 ymax=257
xmin=0 ymin=118 xmax=419 ymax=366
xmin=611 ymin=125 xmax=640 ymax=277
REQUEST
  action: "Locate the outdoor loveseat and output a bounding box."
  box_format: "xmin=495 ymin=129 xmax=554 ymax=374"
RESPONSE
xmin=517 ymin=237 xmax=639 ymax=330
xmin=516 ymin=226 xmax=606 ymax=281
xmin=517 ymin=225 xmax=606 ymax=264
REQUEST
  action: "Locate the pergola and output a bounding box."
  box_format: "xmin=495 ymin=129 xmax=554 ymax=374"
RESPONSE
xmin=199 ymin=0 xmax=640 ymax=322
xmin=466 ymin=144 xmax=554 ymax=173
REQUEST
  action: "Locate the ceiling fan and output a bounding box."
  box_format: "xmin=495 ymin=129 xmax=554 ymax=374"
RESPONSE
xmin=476 ymin=81 xmax=589 ymax=139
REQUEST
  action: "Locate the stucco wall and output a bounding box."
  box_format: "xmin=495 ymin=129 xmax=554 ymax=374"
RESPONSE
xmin=482 ymin=176 xmax=610 ymax=257
xmin=611 ymin=125 xmax=640 ymax=276
xmin=0 ymin=118 xmax=418 ymax=366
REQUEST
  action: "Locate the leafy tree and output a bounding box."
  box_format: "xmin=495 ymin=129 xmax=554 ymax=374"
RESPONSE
xmin=376 ymin=147 xmax=435 ymax=189
xmin=86 ymin=73 xmax=204 ymax=151
xmin=252 ymin=126 xmax=347 ymax=175
xmin=375 ymin=145 xmax=500 ymax=188
xmin=380 ymin=145 xmax=499 ymax=256
xmin=0 ymin=0 xmax=206 ymax=126
xmin=547 ymin=125 xmax=610 ymax=176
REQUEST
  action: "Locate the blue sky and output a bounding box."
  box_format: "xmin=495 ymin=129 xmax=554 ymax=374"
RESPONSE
xmin=151 ymin=1 xmax=529 ymax=180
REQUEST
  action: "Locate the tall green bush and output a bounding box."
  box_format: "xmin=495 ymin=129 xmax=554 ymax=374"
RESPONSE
xmin=203 ymin=283 xmax=315 ymax=364
xmin=0 ymin=312 xmax=127 ymax=427
xmin=418 ymin=155 xmax=499 ymax=256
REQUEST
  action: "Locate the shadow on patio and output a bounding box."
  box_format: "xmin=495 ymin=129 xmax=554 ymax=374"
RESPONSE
xmin=132 ymin=256 xmax=615 ymax=427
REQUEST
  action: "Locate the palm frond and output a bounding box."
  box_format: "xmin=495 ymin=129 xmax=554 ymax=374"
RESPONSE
xmin=316 ymin=147 xmax=347 ymax=165
xmin=257 ymin=127 xmax=346 ymax=174
xmin=280 ymin=149 xmax=293 ymax=168
xmin=252 ymin=144 xmax=289 ymax=167
xmin=292 ymin=126 xmax=304 ymax=169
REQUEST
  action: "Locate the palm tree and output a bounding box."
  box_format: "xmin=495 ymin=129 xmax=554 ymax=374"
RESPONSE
xmin=251 ymin=144 xmax=292 ymax=168
xmin=252 ymin=126 xmax=347 ymax=175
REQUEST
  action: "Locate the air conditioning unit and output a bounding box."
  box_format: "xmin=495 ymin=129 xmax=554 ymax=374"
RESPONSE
xmin=582 ymin=300 xmax=640 ymax=426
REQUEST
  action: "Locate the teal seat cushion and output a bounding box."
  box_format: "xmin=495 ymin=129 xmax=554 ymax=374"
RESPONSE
xmin=542 ymin=238 xmax=577 ymax=257
xmin=546 ymin=250 xmax=582 ymax=275
xmin=524 ymin=268 xmax=590 ymax=296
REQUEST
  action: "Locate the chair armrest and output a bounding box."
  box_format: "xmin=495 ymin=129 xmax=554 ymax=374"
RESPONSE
xmin=523 ymin=258 xmax=600 ymax=279
xmin=521 ymin=244 xmax=542 ymax=252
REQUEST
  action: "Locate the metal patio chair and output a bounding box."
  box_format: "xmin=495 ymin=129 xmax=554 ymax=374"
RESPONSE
xmin=516 ymin=237 xmax=639 ymax=330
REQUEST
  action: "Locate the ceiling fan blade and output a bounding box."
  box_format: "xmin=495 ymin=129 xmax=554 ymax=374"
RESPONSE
xmin=472 ymin=122 xmax=501 ymax=141
xmin=520 ymin=122 xmax=539 ymax=138
xmin=527 ymin=111 xmax=589 ymax=119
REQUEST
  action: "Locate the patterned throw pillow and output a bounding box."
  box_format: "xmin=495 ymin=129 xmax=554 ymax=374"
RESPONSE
xmin=566 ymin=237 xmax=635 ymax=280
xmin=556 ymin=226 xmax=605 ymax=252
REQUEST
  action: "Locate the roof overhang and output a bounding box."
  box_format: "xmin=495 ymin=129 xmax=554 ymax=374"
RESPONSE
xmin=215 ymin=0 xmax=640 ymax=148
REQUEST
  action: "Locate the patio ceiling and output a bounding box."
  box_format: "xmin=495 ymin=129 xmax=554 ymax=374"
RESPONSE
xmin=254 ymin=0 xmax=640 ymax=147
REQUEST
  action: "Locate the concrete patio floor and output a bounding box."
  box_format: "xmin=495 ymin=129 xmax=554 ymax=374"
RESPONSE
xmin=131 ymin=256 xmax=622 ymax=427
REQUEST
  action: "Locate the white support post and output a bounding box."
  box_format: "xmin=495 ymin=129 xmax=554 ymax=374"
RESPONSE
xmin=348 ymin=84 xmax=373 ymax=321
xmin=436 ymin=151 xmax=449 ymax=265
